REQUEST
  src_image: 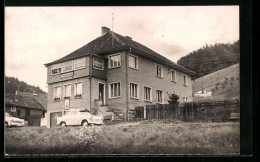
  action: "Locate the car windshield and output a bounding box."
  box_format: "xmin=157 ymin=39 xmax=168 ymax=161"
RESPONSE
xmin=5 ymin=113 xmax=12 ymax=117
xmin=64 ymin=110 xmax=77 ymax=115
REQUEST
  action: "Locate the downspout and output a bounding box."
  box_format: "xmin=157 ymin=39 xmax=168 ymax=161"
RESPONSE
xmin=89 ymin=54 xmax=93 ymax=111
xmin=125 ymin=49 xmax=129 ymax=121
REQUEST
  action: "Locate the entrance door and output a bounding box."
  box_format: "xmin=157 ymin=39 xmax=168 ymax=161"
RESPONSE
xmin=99 ymin=83 xmax=105 ymax=105
xmin=50 ymin=112 xmax=62 ymax=128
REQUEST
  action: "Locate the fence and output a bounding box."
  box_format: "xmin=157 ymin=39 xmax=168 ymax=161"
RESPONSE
xmin=181 ymin=100 xmax=239 ymax=122
xmin=134 ymin=100 xmax=240 ymax=122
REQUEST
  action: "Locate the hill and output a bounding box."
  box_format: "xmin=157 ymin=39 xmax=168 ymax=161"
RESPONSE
xmin=177 ymin=40 xmax=239 ymax=79
xmin=192 ymin=64 xmax=239 ymax=101
xmin=5 ymin=76 xmax=46 ymax=94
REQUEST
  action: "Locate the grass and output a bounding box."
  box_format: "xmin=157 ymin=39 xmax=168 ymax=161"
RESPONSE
xmin=5 ymin=121 xmax=239 ymax=155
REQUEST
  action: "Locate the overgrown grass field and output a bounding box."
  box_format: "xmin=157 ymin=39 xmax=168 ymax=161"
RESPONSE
xmin=5 ymin=121 xmax=239 ymax=155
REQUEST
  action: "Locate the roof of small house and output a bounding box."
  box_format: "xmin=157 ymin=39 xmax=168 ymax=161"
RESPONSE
xmin=5 ymin=93 xmax=46 ymax=110
xmin=18 ymin=92 xmax=47 ymax=109
xmin=45 ymin=27 xmax=196 ymax=75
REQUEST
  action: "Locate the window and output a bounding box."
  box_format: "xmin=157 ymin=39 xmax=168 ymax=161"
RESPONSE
xmin=62 ymin=60 xmax=73 ymax=73
xmin=129 ymin=55 xmax=138 ymax=69
xmin=156 ymin=90 xmax=163 ymax=103
xmin=171 ymin=70 xmax=177 ymax=82
xmin=74 ymin=57 xmax=85 ymax=70
xmin=17 ymin=110 xmax=21 ymax=117
xmin=130 ymin=83 xmax=138 ymax=99
xmin=109 ymin=54 xmax=121 ymax=68
xmin=75 ymin=82 xmax=82 ymax=97
xmin=183 ymin=97 xmax=188 ymax=102
xmin=11 ymin=106 xmax=16 ymax=112
xmin=54 ymin=86 xmax=61 ymax=101
xmin=183 ymin=75 xmax=188 ymax=86
xmin=155 ymin=64 xmax=163 ymax=77
xmin=64 ymin=84 xmax=71 ymax=98
xmin=109 ymin=82 xmax=120 ymax=98
xmin=144 ymin=86 xmax=152 ymax=102
xmin=51 ymin=63 xmax=61 ymax=75
xmin=93 ymin=57 xmax=104 ymax=70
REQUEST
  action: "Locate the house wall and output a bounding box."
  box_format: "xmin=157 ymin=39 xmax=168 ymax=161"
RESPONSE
xmin=46 ymin=77 xmax=90 ymax=127
xmin=30 ymin=109 xmax=44 ymax=117
xmin=126 ymin=52 xmax=193 ymax=110
xmin=105 ymin=51 xmax=127 ymax=115
xmin=47 ymin=56 xmax=90 ymax=84
xmin=5 ymin=105 xmax=27 ymax=119
xmin=92 ymin=57 xmax=107 ymax=80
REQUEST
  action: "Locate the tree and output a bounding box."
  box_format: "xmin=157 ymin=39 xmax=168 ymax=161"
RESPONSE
xmin=168 ymin=93 xmax=179 ymax=104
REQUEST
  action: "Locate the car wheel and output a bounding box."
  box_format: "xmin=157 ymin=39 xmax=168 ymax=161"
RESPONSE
xmin=5 ymin=122 xmax=8 ymax=127
xmin=60 ymin=122 xmax=66 ymax=127
xmin=81 ymin=120 xmax=88 ymax=127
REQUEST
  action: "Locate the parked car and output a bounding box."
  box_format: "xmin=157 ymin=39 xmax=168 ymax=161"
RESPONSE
xmin=5 ymin=112 xmax=25 ymax=127
xmin=57 ymin=109 xmax=103 ymax=127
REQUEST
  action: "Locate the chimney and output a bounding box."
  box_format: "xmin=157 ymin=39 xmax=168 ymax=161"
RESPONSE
xmin=33 ymin=90 xmax=37 ymax=96
xmin=125 ymin=36 xmax=132 ymax=40
xmin=101 ymin=27 xmax=110 ymax=35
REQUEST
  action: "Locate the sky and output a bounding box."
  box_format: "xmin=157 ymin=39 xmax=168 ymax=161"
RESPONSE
xmin=5 ymin=6 xmax=239 ymax=93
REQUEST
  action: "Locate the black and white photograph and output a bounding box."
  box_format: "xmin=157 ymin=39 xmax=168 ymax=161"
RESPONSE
xmin=5 ymin=6 xmax=240 ymax=155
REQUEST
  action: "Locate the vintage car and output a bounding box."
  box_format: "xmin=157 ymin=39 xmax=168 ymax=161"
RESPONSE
xmin=5 ymin=112 xmax=25 ymax=127
xmin=56 ymin=109 xmax=103 ymax=127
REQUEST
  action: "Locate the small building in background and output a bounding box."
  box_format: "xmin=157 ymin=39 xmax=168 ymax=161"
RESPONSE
xmin=5 ymin=91 xmax=47 ymax=126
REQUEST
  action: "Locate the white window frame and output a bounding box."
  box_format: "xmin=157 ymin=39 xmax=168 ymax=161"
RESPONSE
xmin=171 ymin=70 xmax=177 ymax=82
xmin=156 ymin=90 xmax=164 ymax=104
xmin=64 ymin=84 xmax=71 ymax=98
xmin=129 ymin=82 xmax=139 ymax=99
xmin=61 ymin=60 xmax=73 ymax=73
xmin=108 ymin=53 xmax=121 ymax=69
xmin=155 ymin=64 xmax=163 ymax=78
xmin=129 ymin=54 xmax=138 ymax=70
xmin=108 ymin=82 xmax=121 ymax=99
xmin=51 ymin=63 xmax=61 ymax=75
xmin=143 ymin=86 xmax=152 ymax=102
xmin=54 ymin=86 xmax=62 ymax=101
xmin=183 ymin=96 xmax=188 ymax=102
xmin=74 ymin=57 xmax=86 ymax=70
xmin=93 ymin=57 xmax=104 ymax=70
xmin=74 ymin=82 xmax=83 ymax=97
xmin=183 ymin=74 xmax=188 ymax=86
xmin=11 ymin=106 xmax=16 ymax=112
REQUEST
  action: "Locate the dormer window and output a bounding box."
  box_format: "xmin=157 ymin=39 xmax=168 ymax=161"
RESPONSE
xmin=51 ymin=64 xmax=61 ymax=75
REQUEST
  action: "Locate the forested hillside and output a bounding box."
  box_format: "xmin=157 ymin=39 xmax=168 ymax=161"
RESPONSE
xmin=177 ymin=40 xmax=239 ymax=79
xmin=5 ymin=76 xmax=46 ymax=94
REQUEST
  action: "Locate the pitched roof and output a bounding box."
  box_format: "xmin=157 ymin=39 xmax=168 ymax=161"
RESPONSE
xmin=18 ymin=92 xmax=47 ymax=109
xmin=5 ymin=93 xmax=45 ymax=110
xmin=45 ymin=27 xmax=196 ymax=75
